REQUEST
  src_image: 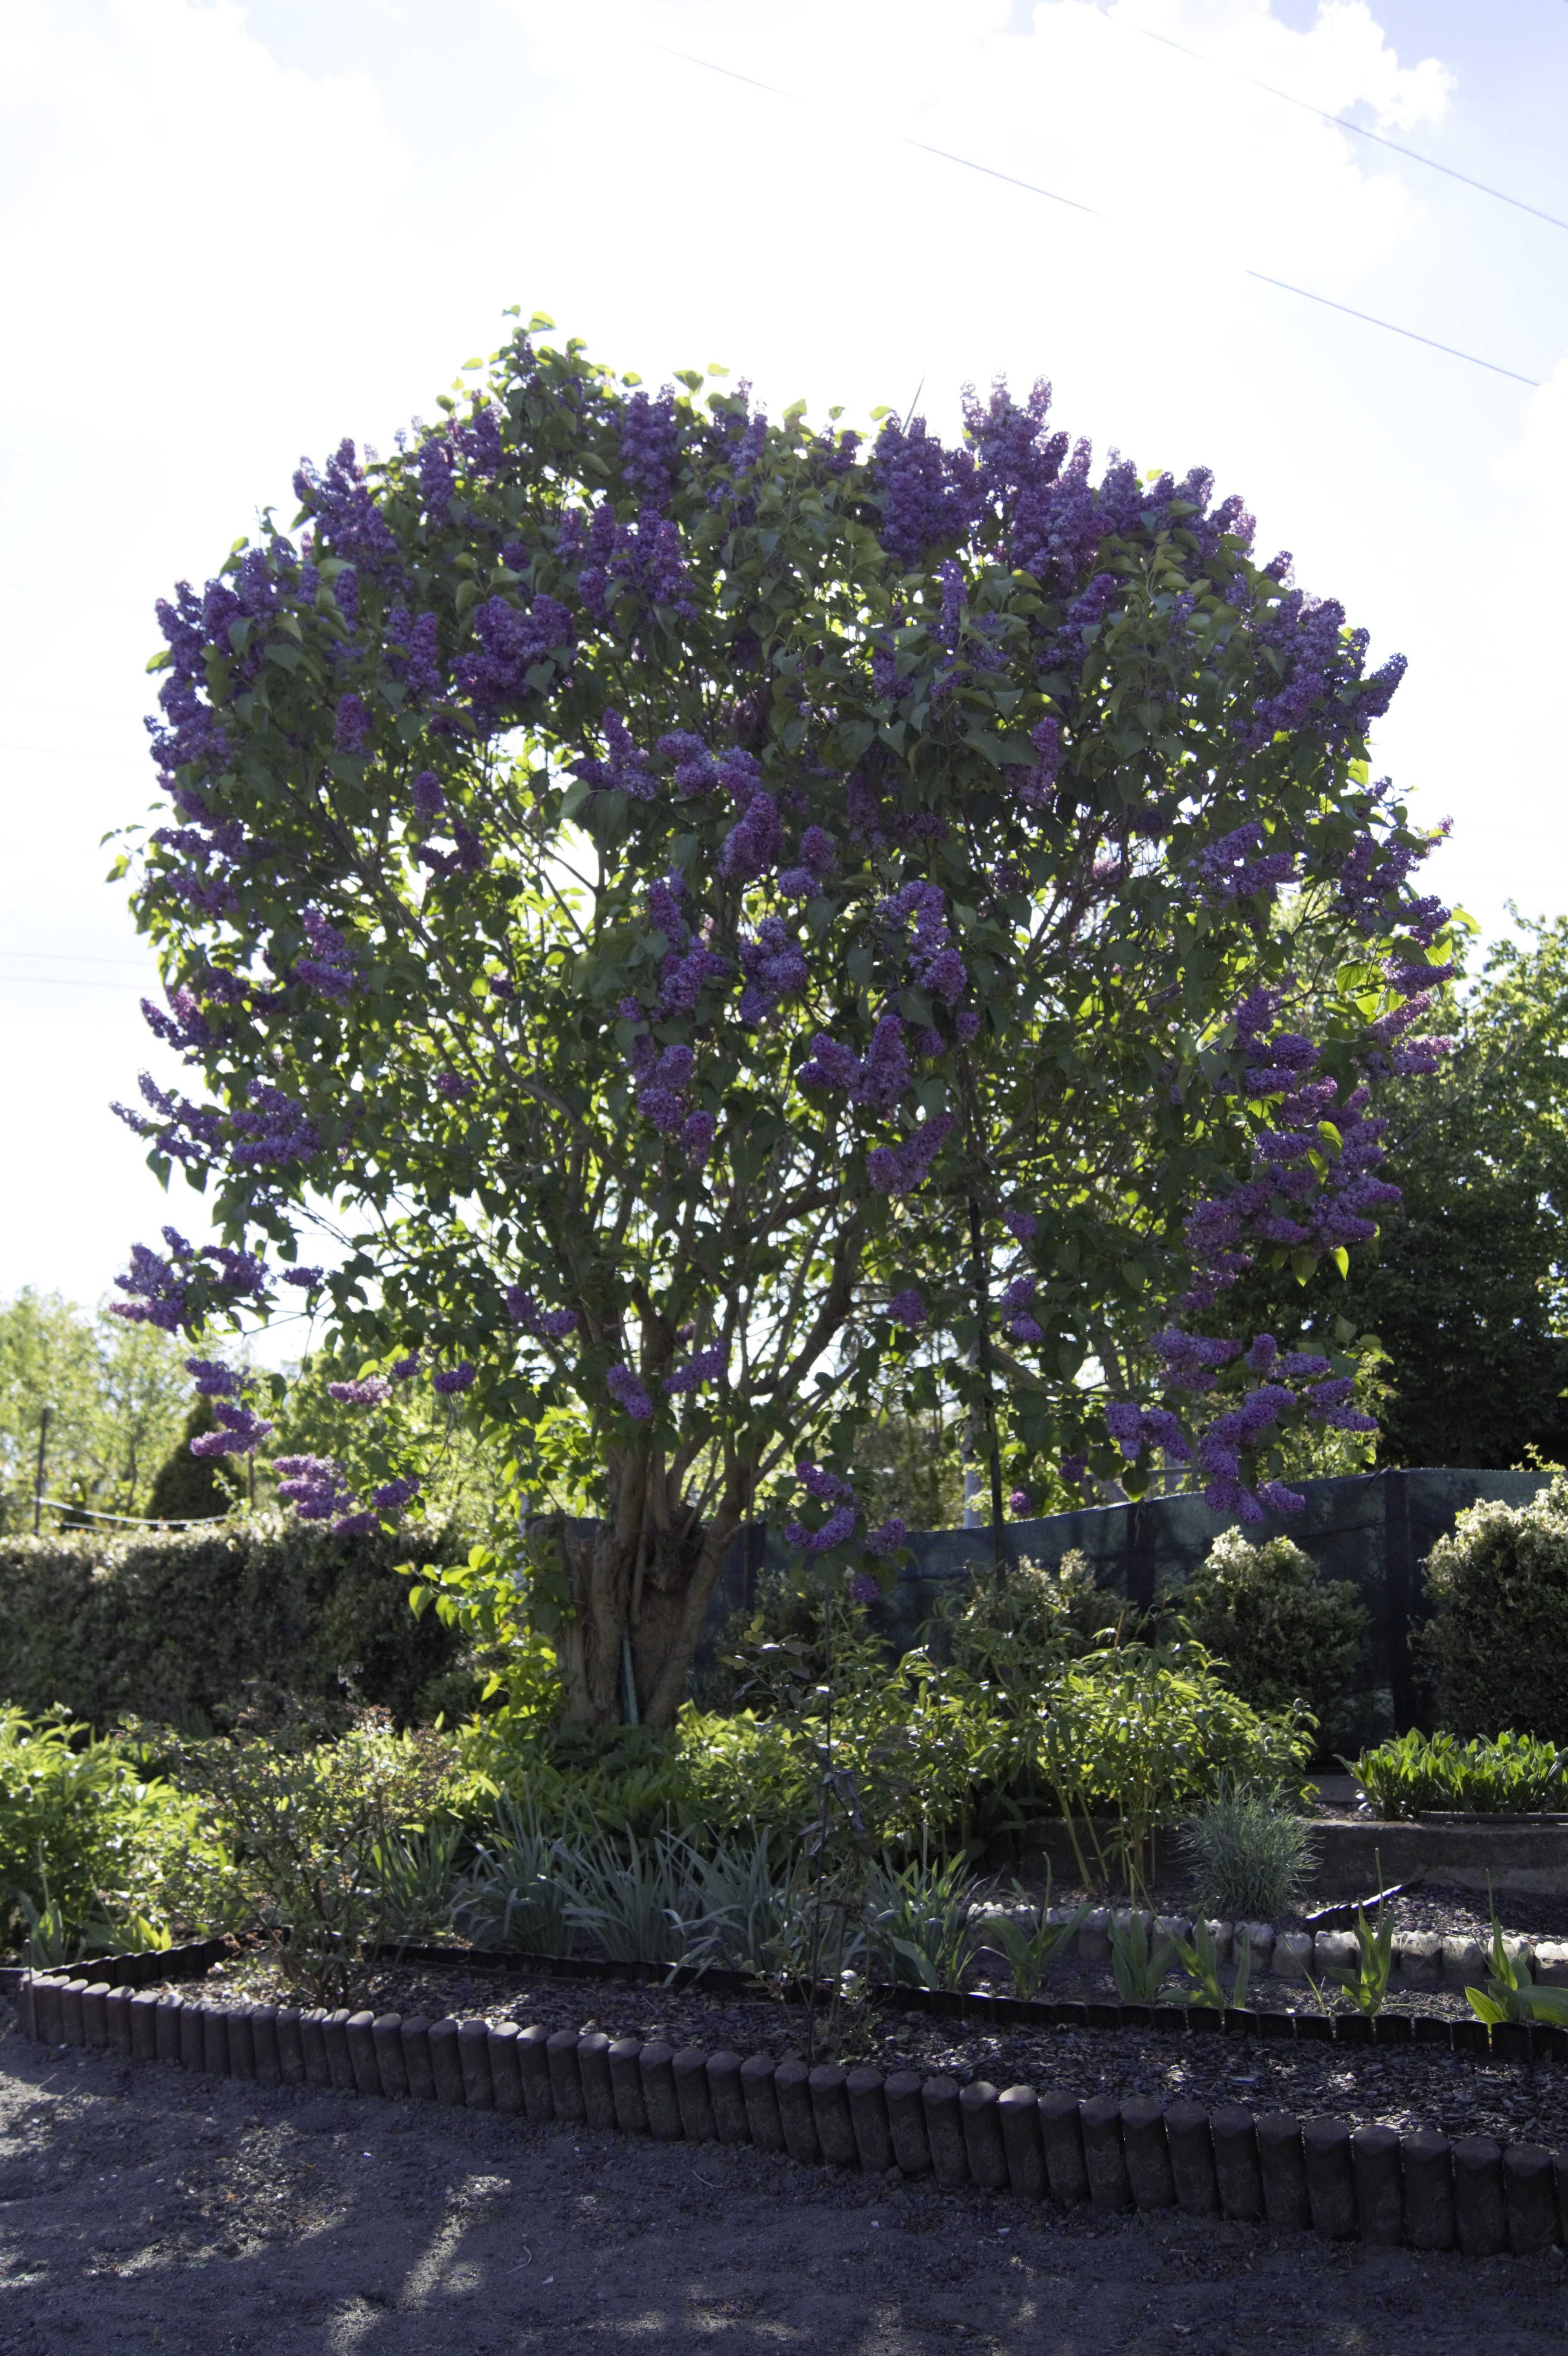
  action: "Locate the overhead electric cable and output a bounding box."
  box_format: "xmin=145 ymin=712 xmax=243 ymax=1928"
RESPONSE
xmin=3 ymin=948 xmax=154 ymax=967
xmin=1129 ymin=20 xmax=1568 ymax=236
xmin=655 ymin=41 xmax=1541 ymax=389
xmin=1242 ymin=271 xmax=1541 ymax=386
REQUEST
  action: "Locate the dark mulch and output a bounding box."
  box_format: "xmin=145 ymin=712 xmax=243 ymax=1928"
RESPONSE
xmin=129 ymin=1943 xmax=1568 ymax=2157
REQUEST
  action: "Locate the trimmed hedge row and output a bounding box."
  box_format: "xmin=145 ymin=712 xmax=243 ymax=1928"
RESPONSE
xmin=0 ymin=1516 xmax=468 ymax=1729
xmin=22 ymin=1969 xmax=1563 ymax=2258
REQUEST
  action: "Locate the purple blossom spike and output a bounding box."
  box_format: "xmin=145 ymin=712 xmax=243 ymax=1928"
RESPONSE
xmin=274 ymin=1453 xmax=353 ymax=1521
xmin=867 ymin=1110 xmax=953 ymax=1195
xmin=190 ymin=1397 xmax=274 ymax=1457
xmin=327 ymin=1375 xmax=391 ymax=1406
xmin=663 ymin=1344 xmax=725 ymax=1395
xmin=607 ymin=1362 xmax=653 ymax=1420
xmin=333 ymin=694 xmax=370 ymax=754
xmin=432 ymin=1362 xmax=476 ymax=1394
xmin=887 ymin=1287 xmax=927 ymax=1327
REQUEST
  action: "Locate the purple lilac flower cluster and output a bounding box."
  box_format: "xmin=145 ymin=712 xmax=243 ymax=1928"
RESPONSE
xmin=506 ymin=1289 xmax=579 ymax=1340
xmin=784 ymin=1461 xmax=859 ymax=1555
xmin=230 ymin=1082 xmax=320 ymax=1170
xmin=452 ymin=595 xmax=575 ymax=729
xmin=112 ymin=1228 xmax=272 ymax=1334
xmin=867 ymin=1110 xmax=954 ymax=1196
xmin=1179 ymin=997 xmax=1414 ymax=1314
xmin=1192 ymin=823 xmax=1299 ymax=907
xmin=327 ymin=1374 xmax=391 ymax=1406
xmin=293 ymin=907 xmax=362 ymax=1001
xmin=663 ymin=1344 xmax=725 ymax=1395
xmin=880 ymin=882 xmax=967 ymax=1004
xmin=182 ymin=1358 xmax=274 ymax=1458
xmin=607 ymin=1362 xmax=653 ymax=1421
xmin=273 ymin=1452 xmax=369 ymax=1530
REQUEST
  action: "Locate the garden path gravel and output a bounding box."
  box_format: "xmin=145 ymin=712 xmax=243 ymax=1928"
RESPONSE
xmin=4 ymin=1998 xmax=1568 ymax=2355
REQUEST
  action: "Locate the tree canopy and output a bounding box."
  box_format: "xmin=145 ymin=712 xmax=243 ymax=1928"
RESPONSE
xmin=1239 ymin=913 xmax=1568 ymax=1469
xmin=0 ymin=1291 xmax=194 ymax=1533
xmin=109 ymin=315 xmax=1446 ymax=1723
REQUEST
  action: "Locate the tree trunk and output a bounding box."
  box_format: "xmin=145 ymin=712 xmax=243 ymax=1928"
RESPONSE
xmin=548 ymin=1487 xmax=743 ymax=1731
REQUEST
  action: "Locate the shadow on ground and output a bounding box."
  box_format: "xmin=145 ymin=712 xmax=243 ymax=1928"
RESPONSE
xmin=1 ymin=2010 xmax=1565 ymax=2353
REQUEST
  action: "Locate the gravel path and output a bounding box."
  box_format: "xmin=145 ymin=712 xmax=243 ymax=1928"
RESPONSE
xmin=7 ymin=1994 xmax=1568 ymax=2353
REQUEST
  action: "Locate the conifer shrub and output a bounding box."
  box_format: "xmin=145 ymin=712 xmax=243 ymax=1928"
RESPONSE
xmin=1176 ymin=1528 xmax=1370 ymax=1747
xmin=1416 ymin=1474 xmax=1568 ymax=1741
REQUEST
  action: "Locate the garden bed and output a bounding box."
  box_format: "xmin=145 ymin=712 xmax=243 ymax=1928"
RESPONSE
xmin=112 ymin=1945 xmax=1568 ymax=2154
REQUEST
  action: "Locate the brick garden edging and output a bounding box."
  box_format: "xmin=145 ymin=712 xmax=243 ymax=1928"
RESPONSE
xmin=14 ymin=1961 xmax=1567 ymax=2260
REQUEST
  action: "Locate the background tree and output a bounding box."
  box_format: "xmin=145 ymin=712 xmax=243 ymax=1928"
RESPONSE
xmin=1233 ymin=913 xmax=1568 ymax=1469
xmin=0 ymin=1292 xmax=193 ymax=1533
xmin=109 ymin=317 xmax=1444 ymax=1727
xmin=143 ymin=1398 xmax=244 ymax=1523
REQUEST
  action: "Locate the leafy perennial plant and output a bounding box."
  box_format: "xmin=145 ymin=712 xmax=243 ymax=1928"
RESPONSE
xmin=109 ymin=315 xmax=1448 ymax=1726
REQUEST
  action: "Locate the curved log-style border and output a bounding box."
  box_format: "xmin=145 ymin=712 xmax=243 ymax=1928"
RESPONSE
xmin=13 ymin=1963 xmax=1565 ymax=2260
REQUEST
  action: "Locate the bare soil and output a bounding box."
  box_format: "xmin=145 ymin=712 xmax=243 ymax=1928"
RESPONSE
xmin=5 ymin=2001 xmax=1568 ymax=2355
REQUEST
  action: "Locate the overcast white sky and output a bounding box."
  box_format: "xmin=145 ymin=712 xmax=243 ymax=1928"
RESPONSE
xmin=3 ymin=0 xmax=1565 ymax=1325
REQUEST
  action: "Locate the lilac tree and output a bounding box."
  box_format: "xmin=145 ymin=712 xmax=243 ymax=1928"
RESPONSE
xmin=109 ymin=317 xmax=1448 ymax=1726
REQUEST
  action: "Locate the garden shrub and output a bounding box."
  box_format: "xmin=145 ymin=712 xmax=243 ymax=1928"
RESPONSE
xmin=1174 ymin=1528 xmax=1370 ymax=1750
xmin=1010 ymin=1640 xmax=1312 ymax=1892
xmin=167 ymin=1702 xmax=479 ymax=2004
xmin=0 ymin=1709 xmax=215 ymax=1960
xmin=1416 ymin=1475 xmax=1568 ymax=1741
xmin=0 ymin=1513 xmax=470 ymax=1732
xmin=484 ymin=1625 xmax=1309 ymax=1896
xmin=937 ymin=1551 xmax=1125 ymax=1700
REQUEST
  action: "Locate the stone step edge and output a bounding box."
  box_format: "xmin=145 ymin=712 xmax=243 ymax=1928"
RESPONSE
xmin=15 ymin=1973 xmax=1560 ymax=2259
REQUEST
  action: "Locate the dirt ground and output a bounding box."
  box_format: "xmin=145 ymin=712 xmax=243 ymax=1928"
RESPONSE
xmin=3 ymin=2006 xmax=1568 ymax=2355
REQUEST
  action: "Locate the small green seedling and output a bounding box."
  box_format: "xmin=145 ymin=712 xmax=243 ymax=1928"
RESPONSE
xmin=1109 ymin=1913 xmax=1178 ymax=2005
xmin=987 ymin=1903 xmax=1089 ymax=2001
xmin=1327 ymin=1901 xmax=1395 ymax=2018
xmin=1466 ymin=1891 xmax=1568 ymax=2031
xmin=1175 ymin=1919 xmax=1253 ymax=2012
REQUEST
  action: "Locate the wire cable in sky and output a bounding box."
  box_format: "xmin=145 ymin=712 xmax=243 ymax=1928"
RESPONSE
xmin=655 ymin=42 xmax=1540 ymax=390
xmin=3 ymin=947 xmax=152 ymax=966
xmin=1244 ymin=271 xmax=1540 ymax=385
xmin=1129 ymin=20 xmax=1568 ymax=237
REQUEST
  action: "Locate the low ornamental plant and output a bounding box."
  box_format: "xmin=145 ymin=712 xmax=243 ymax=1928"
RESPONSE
xmin=1013 ymin=1644 xmax=1312 ymax=1897
xmin=1179 ymin=1777 xmax=1317 ymax=1921
xmin=0 ymin=1709 xmax=209 ymax=1963
xmin=1347 ymin=1728 xmax=1568 ymax=1819
xmin=1465 ymin=1893 xmax=1568 ymax=2033
xmin=109 ymin=310 xmax=1451 ymax=1738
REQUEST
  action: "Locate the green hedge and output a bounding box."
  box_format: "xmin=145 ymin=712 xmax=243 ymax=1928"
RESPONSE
xmin=0 ymin=1514 xmax=469 ymax=1730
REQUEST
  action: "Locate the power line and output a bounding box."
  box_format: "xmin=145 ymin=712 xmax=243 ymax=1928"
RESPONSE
xmin=656 ymin=41 xmax=1540 ymax=390
xmin=1243 ymin=270 xmax=1541 ymax=386
xmin=3 ymin=948 xmax=154 ymax=967
xmin=0 ymin=974 xmax=145 ymax=991
xmin=1129 ymin=21 xmax=1568 ymax=237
